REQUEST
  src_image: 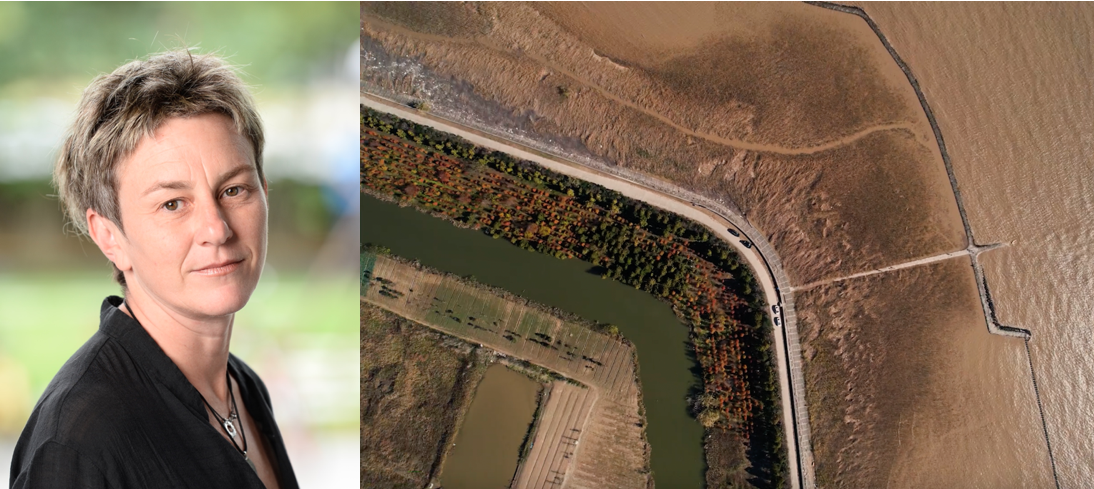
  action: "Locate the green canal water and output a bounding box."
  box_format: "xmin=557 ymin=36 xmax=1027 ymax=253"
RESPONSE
xmin=440 ymin=364 xmax=541 ymax=488
xmin=362 ymin=194 xmax=705 ymax=487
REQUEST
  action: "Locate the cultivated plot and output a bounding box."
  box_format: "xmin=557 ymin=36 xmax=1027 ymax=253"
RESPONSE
xmin=362 ymin=253 xmax=650 ymax=487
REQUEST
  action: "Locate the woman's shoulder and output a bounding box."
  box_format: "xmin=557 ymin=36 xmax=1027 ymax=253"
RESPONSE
xmin=13 ymin=331 xmax=149 ymax=471
xmin=39 ymin=333 xmax=120 ymax=401
xmin=25 ymin=331 xmax=146 ymax=432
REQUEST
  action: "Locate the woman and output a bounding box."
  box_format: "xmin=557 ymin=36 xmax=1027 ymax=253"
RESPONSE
xmin=9 ymin=51 xmax=296 ymax=489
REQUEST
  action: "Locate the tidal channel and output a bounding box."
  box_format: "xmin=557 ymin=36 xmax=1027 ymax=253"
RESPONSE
xmin=362 ymin=194 xmax=705 ymax=487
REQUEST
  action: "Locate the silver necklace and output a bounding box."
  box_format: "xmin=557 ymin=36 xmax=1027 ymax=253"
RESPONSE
xmin=121 ymin=302 xmax=257 ymax=472
xmin=199 ymin=371 xmax=256 ymax=472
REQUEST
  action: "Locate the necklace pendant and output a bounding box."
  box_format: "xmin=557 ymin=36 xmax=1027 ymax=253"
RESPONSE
xmin=223 ymin=419 xmax=237 ymax=438
xmin=245 ymin=454 xmax=256 ymax=473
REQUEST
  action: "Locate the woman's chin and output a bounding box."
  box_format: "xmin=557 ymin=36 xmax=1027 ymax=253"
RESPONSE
xmin=187 ymin=285 xmax=255 ymax=319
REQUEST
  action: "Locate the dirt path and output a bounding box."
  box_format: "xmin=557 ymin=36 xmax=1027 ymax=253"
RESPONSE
xmin=512 ymin=382 xmax=598 ymax=489
xmin=791 ymin=249 xmax=971 ymax=292
xmin=364 ymin=16 xmax=922 ymax=157
xmin=361 ymin=94 xmax=812 ymax=488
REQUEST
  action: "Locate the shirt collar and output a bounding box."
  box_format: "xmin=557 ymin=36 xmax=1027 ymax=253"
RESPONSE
xmin=98 ymin=295 xmax=209 ymax=420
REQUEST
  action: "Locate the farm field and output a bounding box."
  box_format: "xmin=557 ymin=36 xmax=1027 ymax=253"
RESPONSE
xmin=361 ymin=107 xmax=787 ymax=486
xmin=513 ymin=381 xmax=597 ymax=489
xmin=362 ymin=252 xmax=651 ymax=488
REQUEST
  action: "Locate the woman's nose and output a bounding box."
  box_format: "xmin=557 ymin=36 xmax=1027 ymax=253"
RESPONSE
xmin=196 ymin=201 xmax=234 ymax=245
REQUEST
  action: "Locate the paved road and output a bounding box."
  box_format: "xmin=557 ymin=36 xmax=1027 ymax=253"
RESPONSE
xmin=362 ymin=93 xmax=817 ymax=488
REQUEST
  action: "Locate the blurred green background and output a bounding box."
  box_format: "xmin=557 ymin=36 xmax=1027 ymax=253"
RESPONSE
xmin=0 ymin=3 xmax=360 ymax=487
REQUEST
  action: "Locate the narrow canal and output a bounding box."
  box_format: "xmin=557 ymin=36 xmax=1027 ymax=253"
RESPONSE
xmin=362 ymin=194 xmax=705 ymax=487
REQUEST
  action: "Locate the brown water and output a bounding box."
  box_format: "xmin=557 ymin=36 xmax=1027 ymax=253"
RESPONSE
xmin=440 ymin=364 xmax=541 ymax=489
xmin=861 ymin=3 xmax=1094 ymax=485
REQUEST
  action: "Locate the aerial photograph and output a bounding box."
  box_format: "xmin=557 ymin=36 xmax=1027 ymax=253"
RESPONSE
xmin=360 ymin=2 xmax=1092 ymax=488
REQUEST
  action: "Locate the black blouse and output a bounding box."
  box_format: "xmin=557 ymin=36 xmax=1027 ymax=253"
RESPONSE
xmin=9 ymin=296 xmax=298 ymax=489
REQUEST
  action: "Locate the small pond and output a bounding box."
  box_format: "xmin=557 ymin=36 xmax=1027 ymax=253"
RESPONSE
xmin=440 ymin=364 xmax=541 ymax=488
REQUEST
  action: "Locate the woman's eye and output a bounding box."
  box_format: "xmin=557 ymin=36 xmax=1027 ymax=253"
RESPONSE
xmin=224 ymin=186 xmax=241 ymax=197
xmin=163 ymin=200 xmax=181 ymax=211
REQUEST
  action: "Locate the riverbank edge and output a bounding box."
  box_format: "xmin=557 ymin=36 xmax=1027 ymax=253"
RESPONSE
xmin=363 ymin=243 xmax=631 ymax=344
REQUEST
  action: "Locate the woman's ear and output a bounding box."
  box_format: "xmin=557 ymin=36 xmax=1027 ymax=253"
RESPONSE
xmin=86 ymin=209 xmax=132 ymax=273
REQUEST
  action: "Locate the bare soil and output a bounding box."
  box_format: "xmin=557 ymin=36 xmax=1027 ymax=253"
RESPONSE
xmin=565 ymin=392 xmax=651 ymax=489
xmin=513 ymin=381 xmax=597 ymax=489
xmin=360 ymin=303 xmax=487 ymax=489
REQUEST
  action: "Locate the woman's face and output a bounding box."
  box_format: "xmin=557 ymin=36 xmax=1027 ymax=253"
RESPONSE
xmin=104 ymin=113 xmax=267 ymax=321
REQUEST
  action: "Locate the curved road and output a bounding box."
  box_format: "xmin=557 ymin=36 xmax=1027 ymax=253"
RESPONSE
xmin=362 ymin=93 xmax=816 ymax=489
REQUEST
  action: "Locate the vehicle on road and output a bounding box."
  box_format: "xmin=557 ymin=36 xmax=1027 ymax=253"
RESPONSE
xmin=772 ymin=305 xmax=781 ymax=315
xmin=740 ymin=240 xmax=752 ymax=249
xmin=774 ymin=317 xmax=781 ymax=327
xmin=727 ymin=228 xmax=740 ymax=237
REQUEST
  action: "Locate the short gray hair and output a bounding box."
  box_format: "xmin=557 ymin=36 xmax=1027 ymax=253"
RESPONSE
xmin=54 ymin=50 xmax=265 ymax=286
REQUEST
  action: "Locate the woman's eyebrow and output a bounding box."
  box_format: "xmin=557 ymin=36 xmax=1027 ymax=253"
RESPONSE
xmin=215 ymin=164 xmax=256 ymax=185
xmin=142 ymin=180 xmax=190 ymax=197
xmin=141 ymin=164 xmax=256 ymax=197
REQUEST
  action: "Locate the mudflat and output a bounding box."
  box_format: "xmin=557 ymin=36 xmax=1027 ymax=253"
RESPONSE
xmin=796 ymin=258 xmax=1051 ymax=487
xmin=360 ymin=1 xmax=964 ymax=280
xmin=860 ymin=3 xmax=1094 ymax=485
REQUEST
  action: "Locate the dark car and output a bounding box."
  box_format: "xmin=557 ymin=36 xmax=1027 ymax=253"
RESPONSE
xmin=727 ymin=228 xmax=740 ymax=237
xmin=740 ymin=240 xmax=752 ymax=249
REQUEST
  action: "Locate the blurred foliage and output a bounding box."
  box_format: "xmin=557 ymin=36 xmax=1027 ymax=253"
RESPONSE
xmin=0 ymin=2 xmax=357 ymax=92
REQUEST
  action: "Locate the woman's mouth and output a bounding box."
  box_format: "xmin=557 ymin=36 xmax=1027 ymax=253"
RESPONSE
xmin=193 ymin=259 xmax=244 ymax=276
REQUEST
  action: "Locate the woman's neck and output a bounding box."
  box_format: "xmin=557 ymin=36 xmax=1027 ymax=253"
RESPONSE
xmin=120 ymin=286 xmax=235 ymax=405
